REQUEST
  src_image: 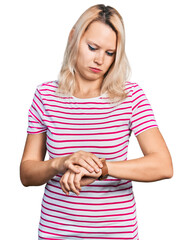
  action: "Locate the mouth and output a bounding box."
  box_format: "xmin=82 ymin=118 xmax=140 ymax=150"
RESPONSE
xmin=89 ymin=67 xmax=102 ymax=73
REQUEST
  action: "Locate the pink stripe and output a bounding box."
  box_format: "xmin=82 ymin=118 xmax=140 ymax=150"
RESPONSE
xmin=132 ymin=108 xmax=153 ymax=118
xmin=44 ymin=102 xmax=132 ymax=111
xmin=36 ymin=89 xmax=43 ymax=103
xmin=135 ymin=125 xmax=158 ymax=135
xmin=131 ymin=114 xmax=154 ymax=124
xmin=45 ymin=187 xmax=133 ymax=200
xmin=42 ymin=96 xmax=117 ymax=104
xmin=47 ymin=132 xmax=129 ymax=143
xmin=51 ymin=178 xmax=131 ymax=187
xmin=28 ymin=109 xmax=47 ymax=132
xmin=28 ymin=126 xmax=45 ymax=130
xmin=132 ymin=88 xmax=141 ymax=94
xmin=39 ymin=88 xmax=56 ymax=93
xmin=44 ymin=192 xmax=133 ymax=206
xmin=43 ymin=197 xmax=135 ymax=212
xmin=48 ymin=151 xmax=127 ymax=161
xmin=41 ymin=209 xmax=137 ymax=224
xmin=54 ymin=174 xmax=125 ymax=182
xmin=46 ymin=123 xmax=129 ymax=131
xmin=46 ymin=148 xmax=128 ymax=159
xmin=28 ymin=120 xmax=40 ymax=124
xmin=125 ymin=82 xmax=138 ymax=88
xmin=47 ymin=139 xmax=128 ymax=150
xmin=42 ymin=202 xmax=136 ymax=218
xmin=102 ymin=178 xmax=127 ymax=181
xmin=44 ymin=108 xmax=131 ymax=119
xmin=29 ymin=109 xmax=42 ymax=124
xmin=44 ymin=108 xmax=131 ymax=115
xmin=39 ymin=222 xmax=138 ymax=235
xmin=33 ymin=98 xmax=44 ymax=116
xmin=47 ymin=139 xmax=128 ymax=154
xmin=132 ymin=94 xmax=145 ymax=104
xmin=46 ymin=143 xmax=128 ymax=155
xmin=138 ymin=103 xmax=151 ymax=108
xmin=131 ymin=119 xmax=156 ymax=130
xmin=41 ymin=92 xmax=115 ymax=104
xmin=41 ymin=82 xmax=58 ymax=88
xmin=40 ymin=216 xmax=137 ymax=228
xmin=39 ymin=92 xmax=61 ymax=98
xmin=132 ymin=99 xmax=147 ymax=110
xmin=43 ymin=96 xmax=132 ymax=107
xmin=39 ymin=228 xmax=138 ymax=239
xmin=27 ymin=129 xmax=46 ymax=134
xmin=44 ymin=117 xmax=130 ymax=126
xmin=48 ymin=128 xmax=128 ymax=136
xmin=42 ymin=112 xmax=130 ymax=121
xmin=47 ymin=182 xmax=132 ymax=194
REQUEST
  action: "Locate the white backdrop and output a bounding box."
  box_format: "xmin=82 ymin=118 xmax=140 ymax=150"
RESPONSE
xmin=1 ymin=0 xmax=193 ymax=239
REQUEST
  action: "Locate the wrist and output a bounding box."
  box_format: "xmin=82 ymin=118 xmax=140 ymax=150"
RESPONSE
xmin=51 ymin=156 xmax=68 ymax=174
xmin=98 ymin=158 xmax=109 ymax=180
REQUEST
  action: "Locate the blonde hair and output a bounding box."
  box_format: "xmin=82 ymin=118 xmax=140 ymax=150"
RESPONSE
xmin=57 ymin=4 xmax=131 ymax=103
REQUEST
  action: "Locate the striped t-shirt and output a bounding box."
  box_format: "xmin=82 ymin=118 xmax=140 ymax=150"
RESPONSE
xmin=27 ymin=80 xmax=158 ymax=240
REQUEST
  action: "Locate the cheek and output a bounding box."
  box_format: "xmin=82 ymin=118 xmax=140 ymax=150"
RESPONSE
xmin=105 ymin=57 xmax=115 ymax=70
xmin=78 ymin=46 xmax=93 ymax=64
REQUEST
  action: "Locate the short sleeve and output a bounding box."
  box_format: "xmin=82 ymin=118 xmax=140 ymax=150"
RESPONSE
xmin=130 ymin=83 xmax=158 ymax=136
xmin=27 ymin=87 xmax=47 ymax=134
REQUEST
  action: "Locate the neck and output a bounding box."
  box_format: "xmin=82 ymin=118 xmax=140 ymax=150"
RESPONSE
xmin=73 ymin=74 xmax=103 ymax=97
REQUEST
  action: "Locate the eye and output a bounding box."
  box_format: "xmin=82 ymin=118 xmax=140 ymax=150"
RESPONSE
xmin=88 ymin=44 xmax=97 ymax=51
xmin=106 ymin=51 xmax=115 ymax=57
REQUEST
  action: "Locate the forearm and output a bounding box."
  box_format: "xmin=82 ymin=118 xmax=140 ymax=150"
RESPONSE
xmin=20 ymin=156 xmax=66 ymax=187
xmin=107 ymin=153 xmax=173 ymax=182
xmin=20 ymin=150 xmax=103 ymax=187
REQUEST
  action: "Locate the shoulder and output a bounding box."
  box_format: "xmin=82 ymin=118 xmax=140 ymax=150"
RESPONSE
xmin=124 ymin=81 xmax=142 ymax=97
xmin=31 ymin=80 xmax=59 ymax=103
xmin=36 ymin=80 xmax=59 ymax=92
xmin=34 ymin=80 xmax=59 ymax=98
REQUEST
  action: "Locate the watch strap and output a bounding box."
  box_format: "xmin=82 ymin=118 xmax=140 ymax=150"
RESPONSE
xmin=98 ymin=158 xmax=108 ymax=180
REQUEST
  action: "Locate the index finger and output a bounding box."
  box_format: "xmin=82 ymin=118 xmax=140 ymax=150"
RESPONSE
xmin=90 ymin=154 xmax=103 ymax=168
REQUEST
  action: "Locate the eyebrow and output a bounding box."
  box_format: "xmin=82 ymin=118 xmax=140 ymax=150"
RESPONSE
xmin=88 ymin=40 xmax=116 ymax=52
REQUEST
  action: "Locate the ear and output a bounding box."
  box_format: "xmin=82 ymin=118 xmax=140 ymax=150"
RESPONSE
xmin=68 ymin=28 xmax=75 ymax=42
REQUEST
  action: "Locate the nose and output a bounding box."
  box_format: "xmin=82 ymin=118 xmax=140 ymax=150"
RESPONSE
xmin=94 ymin=51 xmax=104 ymax=65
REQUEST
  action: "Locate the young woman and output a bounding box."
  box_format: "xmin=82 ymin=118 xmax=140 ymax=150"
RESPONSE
xmin=20 ymin=4 xmax=173 ymax=240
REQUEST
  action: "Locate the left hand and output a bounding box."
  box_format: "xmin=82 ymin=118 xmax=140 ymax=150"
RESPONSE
xmin=59 ymin=165 xmax=102 ymax=195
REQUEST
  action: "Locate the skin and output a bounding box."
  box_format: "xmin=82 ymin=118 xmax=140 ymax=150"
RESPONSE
xmin=20 ymin=21 xmax=173 ymax=196
xmin=72 ymin=21 xmax=116 ymax=98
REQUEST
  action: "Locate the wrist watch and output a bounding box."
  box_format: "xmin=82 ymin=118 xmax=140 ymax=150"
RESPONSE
xmin=98 ymin=158 xmax=109 ymax=180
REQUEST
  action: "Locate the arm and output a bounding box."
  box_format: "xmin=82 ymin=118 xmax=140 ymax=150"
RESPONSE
xmin=20 ymin=133 xmax=60 ymax=186
xmin=59 ymin=127 xmax=173 ymax=195
xmin=106 ymin=127 xmax=173 ymax=182
xmin=20 ymin=133 xmax=103 ymax=187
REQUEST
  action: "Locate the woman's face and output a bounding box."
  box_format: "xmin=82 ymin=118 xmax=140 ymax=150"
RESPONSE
xmin=75 ymin=21 xmax=117 ymax=84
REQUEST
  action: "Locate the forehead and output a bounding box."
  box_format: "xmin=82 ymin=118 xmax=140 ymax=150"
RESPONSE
xmin=82 ymin=21 xmax=117 ymax=50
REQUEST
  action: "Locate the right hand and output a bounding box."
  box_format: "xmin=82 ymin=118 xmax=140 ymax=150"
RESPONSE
xmin=57 ymin=150 xmax=103 ymax=174
xmin=60 ymin=165 xmax=102 ymax=195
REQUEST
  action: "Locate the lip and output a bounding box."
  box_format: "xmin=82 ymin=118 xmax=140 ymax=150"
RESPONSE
xmin=89 ymin=67 xmax=102 ymax=73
